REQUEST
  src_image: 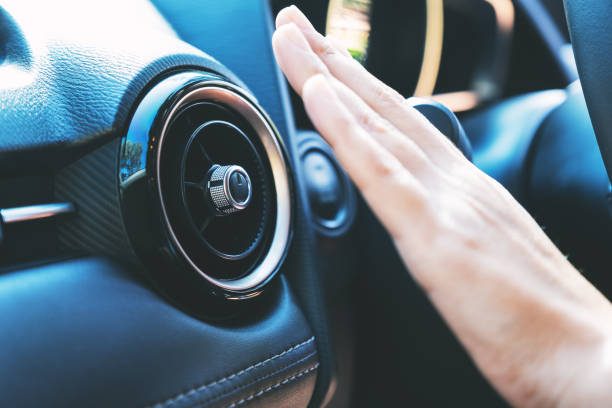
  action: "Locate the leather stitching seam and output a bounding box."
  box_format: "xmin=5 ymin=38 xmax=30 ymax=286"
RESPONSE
xmin=148 ymin=336 xmax=315 ymax=407
xmin=194 ymin=350 xmax=318 ymax=408
xmin=225 ymin=363 xmax=320 ymax=408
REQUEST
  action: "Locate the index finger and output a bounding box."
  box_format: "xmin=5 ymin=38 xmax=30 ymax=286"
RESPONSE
xmin=276 ymin=6 xmax=465 ymax=166
xmin=302 ymin=74 xmax=430 ymax=241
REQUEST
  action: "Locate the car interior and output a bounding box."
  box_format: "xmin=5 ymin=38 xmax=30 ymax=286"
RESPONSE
xmin=1 ymin=0 xmax=610 ymax=406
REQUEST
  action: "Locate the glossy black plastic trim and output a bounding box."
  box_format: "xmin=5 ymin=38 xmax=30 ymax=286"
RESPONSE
xmin=297 ymin=131 xmax=356 ymax=237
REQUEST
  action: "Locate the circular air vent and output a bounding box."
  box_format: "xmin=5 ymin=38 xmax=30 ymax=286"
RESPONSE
xmin=159 ymin=100 xmax=276 ymax=280
xmin=119 ymin=71 xmax=292 ymax=300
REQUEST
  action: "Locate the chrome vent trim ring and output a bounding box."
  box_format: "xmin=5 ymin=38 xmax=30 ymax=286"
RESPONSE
xmin=154 ymin=79 xmax=292 ymax=293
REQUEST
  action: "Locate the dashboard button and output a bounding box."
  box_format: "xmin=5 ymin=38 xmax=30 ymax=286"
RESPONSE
xmin=304 ymin=150 xmax=343 ymax=221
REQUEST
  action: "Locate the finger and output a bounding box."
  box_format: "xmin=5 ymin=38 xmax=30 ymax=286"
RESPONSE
xmin=302 ymin=74 xmax=430 ymax=240
xmin=272 ymin=23 xmax=330 ymax=96
xmin=274 ymin=22 xmax=433 ymax=176
xmin=325 ymin=34 xmax=351 ymax=58
xmin=327 ymin=77 xmax=434 ymax=177
xmin=276 ymin=6 xmax=465 ymax=166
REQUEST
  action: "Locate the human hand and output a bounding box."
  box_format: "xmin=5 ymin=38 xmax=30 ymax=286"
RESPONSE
xmin=272 ymin=6 xmax=612 ymax=407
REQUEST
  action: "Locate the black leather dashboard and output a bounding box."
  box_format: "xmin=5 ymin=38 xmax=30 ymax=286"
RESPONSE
xmin=0 ymin=0 xmax=240 ymax=174
xmin=0 ymin=258 xmax=317 ymax=407
xmin=0 ymin=0 xmax=328 ymax=406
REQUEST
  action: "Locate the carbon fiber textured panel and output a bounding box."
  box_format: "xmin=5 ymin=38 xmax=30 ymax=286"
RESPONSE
xmin=55 ymin=139 xmax=136 ymax=262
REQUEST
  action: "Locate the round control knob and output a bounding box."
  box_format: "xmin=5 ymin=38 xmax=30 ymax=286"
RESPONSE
xmin=207 ymin=165 xmax=252 ymax=215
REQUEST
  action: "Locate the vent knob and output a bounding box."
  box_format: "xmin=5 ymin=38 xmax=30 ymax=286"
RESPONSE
xmin=208 ymin=165 xmax=252 ymax=215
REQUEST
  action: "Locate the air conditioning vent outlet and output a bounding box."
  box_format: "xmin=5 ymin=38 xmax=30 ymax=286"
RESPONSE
xmin=120 ymin=72 xmax=293 ymax=300
xmin=159 ymin=101 xmax=275 ymax=280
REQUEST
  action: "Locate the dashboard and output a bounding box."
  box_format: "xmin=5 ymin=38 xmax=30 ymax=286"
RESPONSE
xmin=0 ymin=0 xmax=600 ymax=407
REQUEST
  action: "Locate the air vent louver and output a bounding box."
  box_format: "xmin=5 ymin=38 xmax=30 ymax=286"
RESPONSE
xmin=120 ymin=72 xmax=292 ymax=300
xmin=160 ymin=102 xmax=275 ymax=279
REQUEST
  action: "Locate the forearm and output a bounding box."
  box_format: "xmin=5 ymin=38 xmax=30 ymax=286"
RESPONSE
xmin=432 ymin=269 xmax=612 ymax=407
xmin=401 ymin=177 xmax=612 ymax=406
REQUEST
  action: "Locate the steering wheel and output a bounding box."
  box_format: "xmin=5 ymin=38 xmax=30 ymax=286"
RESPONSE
xmin=564 ymin=0 xmax=612 ymax=182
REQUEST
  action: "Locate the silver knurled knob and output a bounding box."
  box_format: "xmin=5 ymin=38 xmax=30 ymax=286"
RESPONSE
xmin=207 ymin=165 xmax=252 ymax=215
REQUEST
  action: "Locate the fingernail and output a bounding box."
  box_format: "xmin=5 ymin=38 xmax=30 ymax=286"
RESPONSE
xmin=275 ymin=22 xmax=310 ymax=51
xmin=285 ymin=4 xmax=313 ymax=29
xmin=275 ymin=6 xmax=290 ymax=28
